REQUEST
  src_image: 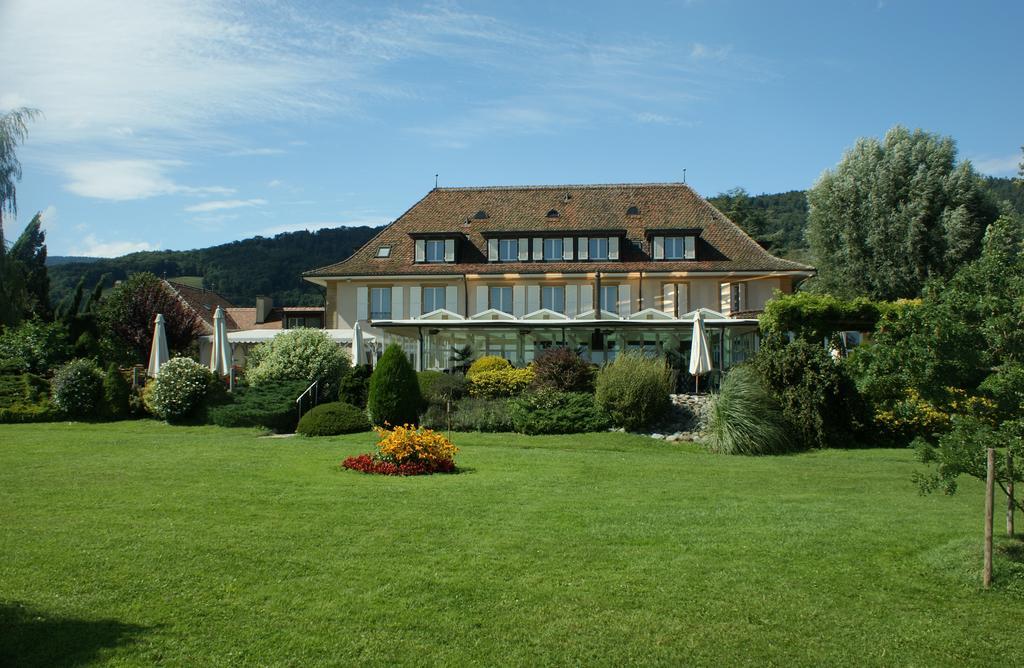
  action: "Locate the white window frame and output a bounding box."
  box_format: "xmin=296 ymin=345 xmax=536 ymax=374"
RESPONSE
xmin=498 ymin=238 xmax=518 ymax=262
xmin=375 ymin=246 xmax=391 ymax=258
xmin=422 ymin=286 xmax=446 ymax=313
xmin=424 ymin=239 xmax=445 ymax=263
xmin=541 ymin=285 xmax=565 ymax=313
xmin=543 ymin=238 xmax=563 ymax=261
xmin=489 ymin=286 xmax=514 ymax=314
xmin=369 ymin=287 xmax=392 ymax=320
xmin=599 ymin=284 xmax=618 ymax=312
xmin=589 ymin=237 xmax=609 ymax=260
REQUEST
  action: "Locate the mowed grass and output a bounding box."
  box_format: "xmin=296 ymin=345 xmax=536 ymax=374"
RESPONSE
xmin=2 ymin=422 xmax=1023 ymax=666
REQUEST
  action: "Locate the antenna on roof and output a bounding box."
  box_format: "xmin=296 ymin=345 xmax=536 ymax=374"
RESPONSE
xmin=434 ymin=173 xmax=439 ymax=189
xmin=683 ymin=168 xmax=687 ymax=184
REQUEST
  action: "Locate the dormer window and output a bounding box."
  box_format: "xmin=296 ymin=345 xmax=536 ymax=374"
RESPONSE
xmin=652 ymin=235 xmax=696 ymax=260
xmin=413 ymin=237 xmax=457 ymax=263
xmin=376 ymin=245 xmax=391 ymax=258
xmin=424 ymin=239 xmax=444 ymax=263
xmin=546 ymin=209 xmax=559 ymax=218
xmin=626 ymin=206 xmax=640 ymax=216
xmin=498 ymin=238 xmax=518 ymax=261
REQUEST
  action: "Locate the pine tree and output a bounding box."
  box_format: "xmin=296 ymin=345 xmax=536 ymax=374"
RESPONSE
xmin=367 ymin=344 xmax=424 ymax=427
xmin=10 ymin=213 xmax=50 ymax=320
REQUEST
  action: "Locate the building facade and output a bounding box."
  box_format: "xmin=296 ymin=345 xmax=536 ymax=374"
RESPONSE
xmin=303 ymin=183 xmax=813 ymax=377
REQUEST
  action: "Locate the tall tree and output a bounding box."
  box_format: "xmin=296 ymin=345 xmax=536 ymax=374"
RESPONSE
xmin=10 ymin=213 xmax=50 ymax=319
xmin=0 ymin=107 xmax=41 ymax=329
xmin=807 ymin=126 xmax=998 ymax=300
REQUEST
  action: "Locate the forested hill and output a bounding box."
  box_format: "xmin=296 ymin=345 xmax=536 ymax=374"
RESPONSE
xmin=48 ymin=226 xmax=381 ymax=307
xmin=47 ymin=176 xmax=1020 ymax=308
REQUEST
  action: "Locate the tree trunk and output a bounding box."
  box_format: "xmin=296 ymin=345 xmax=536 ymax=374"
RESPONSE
xmin=1008 ymin=450 xmax=1015 ymax=538
xmin=984 ymin=448 xmax=995 ymax=589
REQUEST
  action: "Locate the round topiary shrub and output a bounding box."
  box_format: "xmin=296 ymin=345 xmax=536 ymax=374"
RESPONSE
xmin=297 ymin=401 xmax=370 ymax=436
xmin=466 ymin=355 xmax=511 ymax=380
xmin=51 ymin=358 xmax=104 ymax=418
xmin=594 ymin=351 xmax=673 ymax=431
xmin=145 ymin=357 xmax=214 ymax=422
xmin=245 ymin=329 xmax=351 ymax=398
xmin=367 ymin=344 xmax=424 ymax=426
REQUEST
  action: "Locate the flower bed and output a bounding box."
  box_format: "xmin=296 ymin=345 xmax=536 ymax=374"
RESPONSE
xmin=341 ymin=424 xmax=458 ymax=476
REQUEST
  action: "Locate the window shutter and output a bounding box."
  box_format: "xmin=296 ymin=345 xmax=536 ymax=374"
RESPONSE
xmin=475 ymin=285 xmax=487 ymax=315
xmin=562 ymin=237 xmax=573 ymax=260
xmin=578 ymin=237 xmax=589 ymax=260
xmin=518 ymin=238 xmax=529 ymax=261
xmin=356 ymin=287 xmax=368 ymax=321
xmin=415 ymin=239 xmax=426 ymax=263
xmin=565 ymin=284 xmax=578 ymax=316
xmin=391 ymin=286 xmax=404 ymax=319
xmin=488 ymin=238 xmax=498 ymax=262
xmin=409 ymin=286 xmax=421 ymax=318
xmin=444 ymin=238 xmax=455 ymax=263
xmin=677 ymin=283 xmax=689 ymax=315
xmin=653 ymin=236 xmax=665 ymax=260
xmin=662 ymin=283 xmax=675 ymax=316
xmin=608 ymin=236 xmax=620 ymax=260
xmin=685 ymin=236 xmax=696 ymax=260
xmin=512 ymin=285 xmax=526 ymax=317
xmin=526 ymin=285 xmax=540 ymax=313
xmin=720 ymin=282 xmax=731 ymax=315
xmin=739 ymin=283 xmax=747 ymax=312
xmin=618 ymin=284 xmax=631 ymax=317
xmin=445 ymin=285 xmax=458 ymax=314
xmin=532 ymin=237 xmax=542 ymax=260
xmin=580 ymin=284 xmax=593 ymax=313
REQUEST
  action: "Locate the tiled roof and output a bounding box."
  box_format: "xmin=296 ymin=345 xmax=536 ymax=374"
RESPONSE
xmin=304 ymin=183 xmax=813 ymax=277
xmin=226 ymin=306 xmax=325 ymax=331
xmin=164 ymin=281 xmax=236 ymax=333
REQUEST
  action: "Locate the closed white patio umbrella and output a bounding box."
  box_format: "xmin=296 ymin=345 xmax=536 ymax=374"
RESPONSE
xmin=210 ymin=306 xmax=232 ymax=376
xmin=147 ymin=313 xmax=169 ymax=377
xmin=352 ymin=320 xmax=365 ymax=367
xmin=689 ymin=310 xmax=713 ymax=392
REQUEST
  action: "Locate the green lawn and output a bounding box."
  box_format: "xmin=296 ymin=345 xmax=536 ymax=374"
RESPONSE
xmin=2 ymin=422 xmax=1022 ymax=666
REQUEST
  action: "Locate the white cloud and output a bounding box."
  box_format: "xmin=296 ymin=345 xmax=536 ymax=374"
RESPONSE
xmin=185 ymin=198 xmax=266 ymax=213
xmin=71 ymin=234 xmax=158 ymax=258
xmin=64 ymin=160 xmax=231 ymax=201
xmin=227 ymin=148 xmax=286 ymax=156
xmin=690 ymin=42 xmax=732 ymax=60
xmin=261 ymin=217 xmax=390 ymax=236
xmin=971 ymin=154 xmax=1021 ymax=176
xmin=38 ymin=205 xmax=57 ymax=231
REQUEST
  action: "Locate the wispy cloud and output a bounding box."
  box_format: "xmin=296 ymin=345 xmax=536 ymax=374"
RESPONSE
xmin=227 ymin=148 xmax=286 ymax=157
xmin=71 ymin=234 xmax=158 ymax=258
xmin=971 ymin=153 xmax=1021 ymax=176
xmin=64 ymin=160 xmax=231 ymax=201
xmin=185 ymin=198 xmax=266 ymax=213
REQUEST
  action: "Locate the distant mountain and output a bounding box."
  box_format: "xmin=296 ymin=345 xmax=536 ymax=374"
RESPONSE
xmin=46 ymin=256 xmax=103 ymax=266
xmin=48 ymin=226 xmax=381 ymax=308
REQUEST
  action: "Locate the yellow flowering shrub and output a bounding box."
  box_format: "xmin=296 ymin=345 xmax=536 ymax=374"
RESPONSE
xmin=468 ymin=367 xmax=535 ymax=398
xmin=466 ymin=355 xmax=512 ymax=380
xmin=374 ymin=424 xmax=459 ymax=464
xmin=874 ymin=388 xmax=949 ymax=439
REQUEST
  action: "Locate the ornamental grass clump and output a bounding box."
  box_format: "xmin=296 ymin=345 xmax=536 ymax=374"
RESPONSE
xmin=342 ymin=424 xmax=458 ymax=476
xmin=594 ymin=351 xmax=673 ymax=431
xmin=705 ymin=365 xmax=792 ymax=455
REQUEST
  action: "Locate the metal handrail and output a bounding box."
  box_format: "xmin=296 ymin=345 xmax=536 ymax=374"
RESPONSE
xmin=295 ymin=380 xmax=319 ymax=420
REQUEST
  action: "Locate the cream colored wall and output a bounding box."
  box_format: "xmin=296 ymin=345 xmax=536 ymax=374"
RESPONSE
xmin=323 ymin=274 xmax=798 ymax=325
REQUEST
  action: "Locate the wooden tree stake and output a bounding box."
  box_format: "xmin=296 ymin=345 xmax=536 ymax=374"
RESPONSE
xmin=984 ymin=447 xmax=995 ymax=589
xmin=1008 ymin=450 xmax=1015 ymax=538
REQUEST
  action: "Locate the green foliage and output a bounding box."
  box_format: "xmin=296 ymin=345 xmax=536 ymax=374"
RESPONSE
xmin=508 ymin=391 xmax=610 ymax=435
xmin=418 ymin=370 xmax=467 ymax=405
xmin=0 ymin=365 xmax=57 ymax=423
xmin=51 ymin=358 xmax=104 ymax=418
xmin=530 ymin=347 xmax=596 ymax=393
xmin=98 ymin=272 xmax=204 ymax=364
xmin=0 ymin=318 xmax=71 ymax=374
xmin=246 ymin=329 xmax=351 ymax=398
xmin=754 ymin=339 xmax=865 ymax=449
xmin=466 ymin=355 xmax=512 ymax=379
xmin=421 ymin=397 xmax=514 ymax=432
xmin=102 ymin=363 xmax=132 ymax=419
xmin=296 ymin=401 xmax=370 ymax=436
xmin=468 ymin=366 xmax=535 ymax=399
xmin=338 ymin=364 xmax=372 ymax=408
xmin=705 ymin=366 xmax=792 ymax=455
xmin=47 ymin=225 xmax=380 ymax=309
xmin=367 ymin=344 xmax=423 ymax=427
xmin=208 ymin=380 xmax=308 ymax=432
xmin=594 ymin=351 xmax=673 ymax=431
xmin=760 ymin=292 xmax=882 ymax=343
xmin=9 ymin=213 xmax=50 ymax=320
xmin=146 ymin=357 xmax=214 ymax=422
xmin=709 ymin=188 xmax=809 ymax=257
xmin=807 ymin=125 xmax=998 ymax=300
xmin=978 ymin=364 xmax=1024 ymax=421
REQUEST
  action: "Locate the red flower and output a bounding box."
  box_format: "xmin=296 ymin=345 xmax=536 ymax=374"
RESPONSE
xmin=341 ymin=453 xmax=457 ymax=476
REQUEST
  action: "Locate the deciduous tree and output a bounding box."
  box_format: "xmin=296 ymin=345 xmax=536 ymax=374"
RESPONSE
xmin=99 ymin=272 xmax=203 ymax=364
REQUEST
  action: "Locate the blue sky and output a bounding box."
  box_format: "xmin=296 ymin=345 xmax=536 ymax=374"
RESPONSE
xmin=1 ymin=0 xmax=1020 ymax=257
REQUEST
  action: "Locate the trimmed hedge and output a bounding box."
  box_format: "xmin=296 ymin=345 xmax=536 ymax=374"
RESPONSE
xmin=297 ymin=401 xmax=370 ymax=436
xmin=509 ymin=391 xmax=610 ymax=435
xmin=207 ymin=380 xmax=308 ymax=432
xmin=367 ymin=344 xmax=423 ymax=427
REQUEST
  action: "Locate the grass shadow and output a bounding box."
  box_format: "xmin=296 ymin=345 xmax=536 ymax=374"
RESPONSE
xmin=0 ymin=602 xmax=149 ymax=667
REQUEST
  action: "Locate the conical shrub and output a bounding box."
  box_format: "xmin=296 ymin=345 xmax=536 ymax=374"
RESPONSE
xmin=367 ymin=344 xmax=423 ymax=426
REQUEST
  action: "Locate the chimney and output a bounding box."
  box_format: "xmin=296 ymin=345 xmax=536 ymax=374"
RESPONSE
xmin=255 ymin=295 xmax=273 ymax=324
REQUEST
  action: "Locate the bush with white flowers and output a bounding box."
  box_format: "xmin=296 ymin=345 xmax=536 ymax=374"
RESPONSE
xmin=246 ymin=329 xmax=350 ymax=397
xmin=145 ymin=357 xmax=213 ymax=422
xmin=51 ymin=358 xmax=104 ymax=418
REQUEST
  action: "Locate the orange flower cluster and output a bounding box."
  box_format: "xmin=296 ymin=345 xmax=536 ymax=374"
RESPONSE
xmin=374 ymin=424 xmax=459 ymax=465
